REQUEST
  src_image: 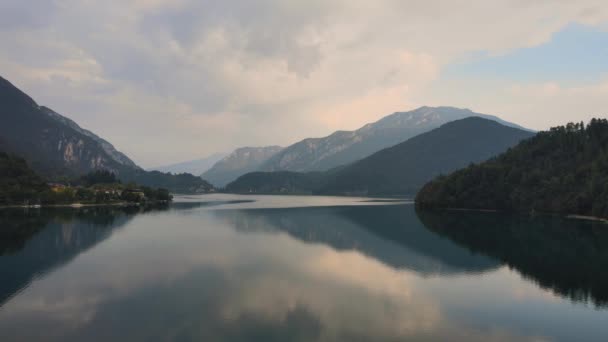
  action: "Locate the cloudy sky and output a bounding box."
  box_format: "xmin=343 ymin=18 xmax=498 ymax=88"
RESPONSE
xmin=1 ymin=0 xmax=607 ymax=167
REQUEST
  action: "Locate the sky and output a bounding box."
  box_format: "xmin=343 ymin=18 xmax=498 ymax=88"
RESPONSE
xmin=1 ymin=0 xmax=607 ymax=167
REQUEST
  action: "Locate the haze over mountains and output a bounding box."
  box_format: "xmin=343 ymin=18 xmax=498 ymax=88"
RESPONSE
xmin=1 ymin=74 xmax=538 ymax=197
xmin=201 ymin=146 xmax=283 ymax=187
xmin=199 ymin=106 xmax=529 ymax=187
xmin=0 ymin=76 xmax=212 ymax=193
xmin=151 ymin=153 xmax=227 ymax=176
xmin=259 ymin=106 xmax=528 ymax=173
xmin=226 ymin=117 xmax=534 ymax=195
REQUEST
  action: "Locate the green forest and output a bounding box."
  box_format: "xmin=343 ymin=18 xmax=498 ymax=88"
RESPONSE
xmin=416 ymin=119 xmax=608 ymax=218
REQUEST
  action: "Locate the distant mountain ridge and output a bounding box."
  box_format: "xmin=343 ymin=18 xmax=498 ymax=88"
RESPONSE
xmin=202 ymin=146 xmax=283 ymax=187
xmin=151 ymin=153 xmax=227 ymax=175
xmin=259 ymin=106 xmax=530 ymax=173
xmin=0 ymin=76 xmax=213 ymax=193
xmin=226 ymin=117 xmax=535 ymax=195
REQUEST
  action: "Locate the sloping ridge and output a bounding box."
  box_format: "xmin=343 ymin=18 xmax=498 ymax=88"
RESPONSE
xmin=320 ymin=116 xmax=535 ymax=195
xmin=259 ymin=106 xmax=530 ymax=173
xmin=0 ymin=76 xmax=140 ymax=177
xmin=202 ymin=146 xmax=284 ymax=187
xmin=226 ymin=117 xmax=535 ymax=195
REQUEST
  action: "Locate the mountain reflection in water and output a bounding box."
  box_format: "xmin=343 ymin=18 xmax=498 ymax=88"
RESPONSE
xmin=215 ymin=205 xmax=500 ymax=276
xmin=0 ymin=196 xmax=607 ymax=341
xmin=418 ymin=208 xmax=608 ymax=308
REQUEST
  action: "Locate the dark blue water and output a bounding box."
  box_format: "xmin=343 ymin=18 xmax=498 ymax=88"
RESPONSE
xmin=0 ymin=195 xmax=607 ymax=341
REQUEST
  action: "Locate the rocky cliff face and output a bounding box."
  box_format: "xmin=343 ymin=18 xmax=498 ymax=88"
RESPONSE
xmin=0 ymin=76 xmax=138 ymax=178
xmin=0 ymin=75 xmax=214 ymax=193
xmin=259 ymin=106 xmax=529 ymax=172
xmin=202 ymin=146 xmax=283 ymax=187
xmin=41 ymin=106 xmax=139 ymax=169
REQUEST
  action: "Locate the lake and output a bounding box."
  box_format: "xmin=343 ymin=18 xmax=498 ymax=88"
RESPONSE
xmin=1 ymin=194 xmax=607 ymax=341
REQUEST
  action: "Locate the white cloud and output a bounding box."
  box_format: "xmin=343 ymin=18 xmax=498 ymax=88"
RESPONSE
xmin=1 ymin=0 xmax=607 ymax=166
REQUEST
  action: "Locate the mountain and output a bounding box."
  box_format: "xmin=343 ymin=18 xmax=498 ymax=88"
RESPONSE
xmin=150 ymin=153 xmax=227 ymax=175
xmin=258 ymin=106 xmax=529 ymax=173
xmin=202 ymin=146 xmax=283 ymax=187
xmin=416 ymin=119 xmax=608 ymax=218
xmin=0 ymin=76 xmax=213 ymax=193
xmin=226 ymin=117 xmax=534 ymax=196
xmin=41 ymin=107 xmax=139 ymax=169
xmin=0 ymin=76 xmax=138 ymax=177
xmin=318 ymin=117 xmax=534 ymax=195
xmin=226 ymin=170 xmax=327 ymax=194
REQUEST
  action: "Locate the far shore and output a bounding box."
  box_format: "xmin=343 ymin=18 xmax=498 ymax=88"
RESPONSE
xmin=446 ymin=207 xmax=500 ymax=213
xmin=420 ymin=206 xmax=608 ymax=223
xmin=0 ymin=201 xmax=169 ymax=210
xmin=565 ymin=214 xmax=608 ymax=223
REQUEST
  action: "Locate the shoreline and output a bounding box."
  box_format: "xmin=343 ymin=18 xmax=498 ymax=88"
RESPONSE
xmin=418 ymin=205 xmax=608 ymax=223
xmin=565 ymin=214 xmax=608 ymax=223
xmin=446 ymin=207 xmax=500 ymax=213
xmin=0 ymin=201 xmax=169 ymax=210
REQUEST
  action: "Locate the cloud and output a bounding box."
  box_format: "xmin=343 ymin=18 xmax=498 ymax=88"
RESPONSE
xmin=1 ymin=0 xmax=607 ymax=166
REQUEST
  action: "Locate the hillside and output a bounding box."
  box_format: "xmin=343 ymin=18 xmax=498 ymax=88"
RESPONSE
xmin=225 ymin=171 xmax=327 ymax=194
xmin=202 ymin=146 xmax=283 ymax=187
xmin=151 ymin=153 xmax=227 ymax=175
xmin=0 ymin=76 xmax=213 ymax=193
xmin=0 ymin=152 xmax=49 ymax=205
xmin=259 ymin=106 xmax=528 ymax=173
xmin=226 ymin=117 xmax=534 ymax=195
xmin=416 ymin=119 xmax=608 ymax=218
xmin=0 ymin=76 xmax=136 ymax=177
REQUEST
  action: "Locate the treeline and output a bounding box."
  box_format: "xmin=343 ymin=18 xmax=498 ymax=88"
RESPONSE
xmin=118 ymin=169 xmax=214 ymax=194
xmin=225 ymin=171 xmax=327 ymax=194
xmin=416 ymin=118 xmax=608 ymax=218
xmin=0 ymin=154 xmax=172 ymax=206
xmin=0 ymin=152 xmax=49 ymax=205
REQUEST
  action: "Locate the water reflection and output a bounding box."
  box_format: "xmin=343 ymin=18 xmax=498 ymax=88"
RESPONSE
xmin=1 ymin=197 xmax=607 ymax=341
xmin=0 ymin=205 xmax=170 ymax=307
xmin=0 ymin=203 xmax=450 ymax=341
xmin=417 ymin=208 xmax=608 ymax=307
xmin=215 ymin=205 xmax=500 ymax=276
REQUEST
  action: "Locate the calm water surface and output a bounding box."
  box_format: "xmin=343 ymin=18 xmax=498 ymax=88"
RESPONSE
xmin=0 ymin=194 xmax=607 ymax=341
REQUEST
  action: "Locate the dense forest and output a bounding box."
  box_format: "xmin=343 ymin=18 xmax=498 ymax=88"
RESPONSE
xmin=226 ymin=117 xmax=533 ymax=195
xmin=416 ymin=119 xmax=608 ymax=218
